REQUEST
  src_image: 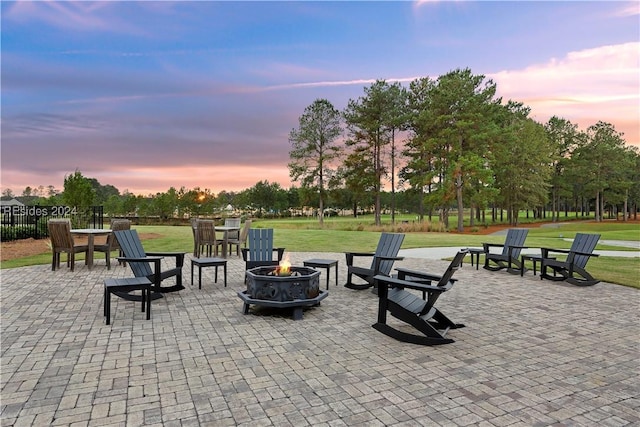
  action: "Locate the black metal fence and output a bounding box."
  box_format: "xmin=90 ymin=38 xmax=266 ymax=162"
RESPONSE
xmin=1 ymin=206 xmax=104 ymax=241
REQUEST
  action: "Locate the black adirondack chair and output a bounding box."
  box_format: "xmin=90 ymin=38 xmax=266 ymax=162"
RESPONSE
xmin=483 ymin=228 xmax=529 ymax=273
xmin=114 ymin=229 xmax=186 ymax=299
xmin=344 ymin=232 xmax=405 ymax=290
xmin=373 ymin=249 xmax=468 ymax=346
xmin=540 ymin=233 xmax=600 ymax=286
xmin=241 ymin=229 xmax=285 ymax=270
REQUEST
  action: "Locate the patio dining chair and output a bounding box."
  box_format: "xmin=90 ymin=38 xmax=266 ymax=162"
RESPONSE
xmin=228 ymin=219 xmax=252 ymax=257
xmin=195 ymin=219 xmax=224 ymax=258
xmin=47 ymin=218 xmax=88 ymax=272
xmin=94 ymin=219 xmax=131 ymax=269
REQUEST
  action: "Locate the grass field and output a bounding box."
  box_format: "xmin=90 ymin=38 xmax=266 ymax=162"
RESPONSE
xmin=2 ymin=216 xmax=639 ymax=288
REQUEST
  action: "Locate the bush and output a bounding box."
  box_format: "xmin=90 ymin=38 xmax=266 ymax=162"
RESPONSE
xmin=1 ymin=225 xmax=35 ymax=241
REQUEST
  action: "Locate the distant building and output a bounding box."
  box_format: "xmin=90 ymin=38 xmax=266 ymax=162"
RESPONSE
xmin=0 ymin=197 xmax=25 ymax=207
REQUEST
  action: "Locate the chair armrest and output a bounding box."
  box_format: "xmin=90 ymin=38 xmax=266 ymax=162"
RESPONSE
xmin=540 ymin=247 xmax=571 ymax=257
xmin=395 ymin=267 xmax=445 ymax=283
xmin=118 ymin=257 xmax=163 ymax=287
xmin=240 ymin=248 xmax=286 ymax=262
xmin=117 ymin=256 xmax=163 ymax=263
xmin=374 ymin=275 xmax=446 ymax=294
xmin=482 ymin=243 xmax=505 ymax=252
xmin=375 ymin=255 xmax=404 ymax=261
xmin=146 ymin=251 xmax=185 ymax=268
xmin=570 ymin=250 xmax=599 ymax=258
xmin=372 ymin=256 xmax=404 ymax=275
xmin=345 ymin=252 xmax=375 ymax=266
xmin=146 ymin=251 xmax=186 ymax=256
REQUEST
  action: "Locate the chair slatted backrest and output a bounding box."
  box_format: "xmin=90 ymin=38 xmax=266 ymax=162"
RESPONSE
xmin=436 ymin=249 xmax=469 ymax=288
xmin=246 ymin=228 xmax=275 ymax=262
xmin=107 ymin=219 xmax=131 ymax=250
xmin=225 ymin=217 xmax=241 ymax=227
xmin=225 ymin=217 xmax=241 ymax=239
xmin=373 ymin=233 xmax=405 ymax=276
xmin=114 ymin=229 xmax=153 ymax=278
xmin=570 ymin=233 xmax=600 ymax=268
xmin=502 ymin=229 xmax=529 ymax=257
xmin=48 ymin=219 xmax=74 ymax=250
xmin=398 ymin=249 xmax=468 ymax=308
xmin=238 ymin=219 xmax=252 ymax=244
xmin=197 ymin=220 xmax=217 ymax=246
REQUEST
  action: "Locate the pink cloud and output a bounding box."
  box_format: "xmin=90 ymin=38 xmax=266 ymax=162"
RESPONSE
xmin=491 ymin=42 xmax=639 ymax=146
xmin=95 ymin=165 xmax=293 ymax=196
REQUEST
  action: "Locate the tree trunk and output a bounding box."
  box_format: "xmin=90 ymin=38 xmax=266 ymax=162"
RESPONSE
xmin=391 ymin=129 xmax=396 ymax=225
xmin=318 ymin=173 xmax=324 ymax=226
xmin=374 ymin=131 xmax=382 ymax=226
xmin=456 ymin=174 xmax=464 ymax=232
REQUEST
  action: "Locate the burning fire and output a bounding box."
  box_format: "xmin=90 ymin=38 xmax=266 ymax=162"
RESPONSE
xmin=277 ymin=257 xmax=291 ymax=276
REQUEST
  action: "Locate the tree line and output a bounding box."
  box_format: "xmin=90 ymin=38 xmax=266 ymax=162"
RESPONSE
xmin=4 ymin=68 xmax=638 ymax=229
xmin=288 ymin=68 xmax=639 ymax=230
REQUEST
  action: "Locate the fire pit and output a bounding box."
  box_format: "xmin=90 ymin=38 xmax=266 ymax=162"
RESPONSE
xmin=238 ymin=263 xmax=327 ymax=320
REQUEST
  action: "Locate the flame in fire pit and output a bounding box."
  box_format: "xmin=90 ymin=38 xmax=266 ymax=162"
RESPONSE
xmin=277 ymin=256 xmax=291 ymax=276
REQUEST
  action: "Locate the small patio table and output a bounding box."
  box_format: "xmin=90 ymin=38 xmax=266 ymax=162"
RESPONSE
xmin=465 ymin=248 xmax=484 ymax=270
xmin=303 ymin=258 xmax=339 ymax=290
xmin=520 ymin=254 xmax=555 ymax=277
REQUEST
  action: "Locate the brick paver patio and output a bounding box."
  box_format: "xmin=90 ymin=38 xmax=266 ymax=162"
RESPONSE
xmin=2 ymin=253 xmax=639 ymax=426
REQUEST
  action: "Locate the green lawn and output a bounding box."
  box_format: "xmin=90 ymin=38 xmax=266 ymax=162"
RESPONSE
xmin=2 ymin=217 xmax=639 ymax=288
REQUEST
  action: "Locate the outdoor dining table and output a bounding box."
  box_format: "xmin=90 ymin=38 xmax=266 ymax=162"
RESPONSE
xmin=215 ymin=225 xmax=240 ymax=258
xmin=70 ymin=228 xmax=111 ymax=269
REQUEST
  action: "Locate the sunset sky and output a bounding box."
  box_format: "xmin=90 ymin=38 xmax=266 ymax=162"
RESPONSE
xmin=2 ymin=1 xmax=638 ymax=196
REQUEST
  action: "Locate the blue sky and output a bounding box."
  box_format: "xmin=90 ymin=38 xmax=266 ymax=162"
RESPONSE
xmin=2 ymin=1 xmax=638 ymax=196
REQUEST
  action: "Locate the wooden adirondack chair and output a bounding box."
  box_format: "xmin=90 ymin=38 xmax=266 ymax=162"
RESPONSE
xmin=483 ymin=228 xmax=529 ymax=273
xmin=344 ymin=232 xmax=405 ymax=290
xmin=373 ymin=249 xmax=468 ymax=346
xmin=241 ymin=228 xmax=285 ymax=270
xmin=114 ymin=229 xmax=186 ymax=299
xmin=540 ymin=233 xmax=600 ymax=286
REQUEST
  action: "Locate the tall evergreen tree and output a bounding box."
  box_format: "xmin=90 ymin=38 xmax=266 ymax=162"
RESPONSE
xmin=406 ymin=69 xmax=500 ymax=230
xmin=577 ymin=122 xmax=630 ymax=221
xmin=402 ymin=77 xmax=435 ymax=221
xmin=343 ymin=80 xmax=406 ymax=226
xmin=288 ymin=99 xmax=343 ymax=226
xmin=544 ymin=116 xmax=580 ymax=221
xmin=492 ymin=102 xmax=552 ymax=224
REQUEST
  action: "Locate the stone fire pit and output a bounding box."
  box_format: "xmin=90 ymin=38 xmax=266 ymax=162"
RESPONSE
xmin=238 ymin=265 xmax=328 ymax=320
